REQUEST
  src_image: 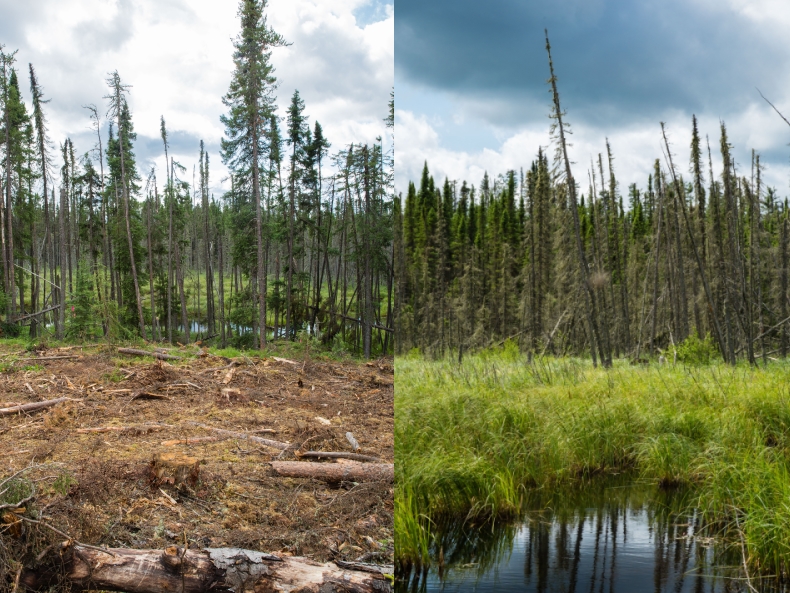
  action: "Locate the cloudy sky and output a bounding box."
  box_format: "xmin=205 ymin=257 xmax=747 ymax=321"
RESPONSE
xmin=0 ymin=0 xmax=393 ymax=197
xmin=396 ymin=0 xmax=790 ymax=198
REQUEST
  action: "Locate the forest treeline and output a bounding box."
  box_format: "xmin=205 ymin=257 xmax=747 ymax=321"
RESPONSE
xmin=0 ymin=0 xmax=394 ymax=357
xmin=395 ymin=34 xmax=788 ymax=366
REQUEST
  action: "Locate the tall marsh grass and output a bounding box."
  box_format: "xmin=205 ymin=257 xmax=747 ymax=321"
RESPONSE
xmin=395 ymin=351 xmax=790 ymax=577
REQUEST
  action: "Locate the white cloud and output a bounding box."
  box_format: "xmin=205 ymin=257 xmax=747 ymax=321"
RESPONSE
xmin=396 ymin=106 xmax=790 ymax=198
xmin=691 ymin=0 xmax=790 ymax=28
xmin=1 ymin=0 xmax=392 ymax=196
xmin=396 ymin=109 xmax=546 ymax=193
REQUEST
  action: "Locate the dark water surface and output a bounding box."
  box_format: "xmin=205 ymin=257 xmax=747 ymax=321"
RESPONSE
xmin=398 ymin=483 xmax=787 ymax=593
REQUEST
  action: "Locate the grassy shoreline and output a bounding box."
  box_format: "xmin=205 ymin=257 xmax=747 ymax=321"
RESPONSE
xmin=395 ymin=348 xmax=790 ymax=576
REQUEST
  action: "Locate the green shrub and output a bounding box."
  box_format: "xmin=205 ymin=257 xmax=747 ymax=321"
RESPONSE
xmin=52 ymin=470 xmax=77 ymax=496
xmin=66 ymin=262 xmax=100 ymax=340
xmin=0 ymin=321 xmax=21 ymax=338
xmin=673 ymin=333 xmax=717 ymax=365
xmin=0 ymin=477 xmax=33 ymax=506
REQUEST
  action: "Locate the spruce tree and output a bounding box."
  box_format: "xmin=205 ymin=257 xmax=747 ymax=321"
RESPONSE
xmin=105 ymin=71 xmax=145 ymax=338
xmin=221 ymin=0 xmax=286 ymax=349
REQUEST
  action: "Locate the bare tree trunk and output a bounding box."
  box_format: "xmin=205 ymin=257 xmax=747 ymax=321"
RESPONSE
xmin=782 ymin=213 xmax=788 ymax=358
xmin=254 ymin=127 xmax=266 ymax=349
xmin=167 ymin=158 xmax=174 ymax=343
xmin=662 ymin=124 xmax=727 ymax=361
xmin=176 ymin=240 xmax=189 ymax=344
xmin=286 ymin=137 xmax=298 ymax=342
xmin=58 ymin=188 xmax=67 ymax=338
xmin=669 ymin=179 xmax=689 ymax=341
xmin=363 ymin=146 xmax=373 ymax=358
xmin=650 ymin=169 xmax=664 ymax=354
xmin=202 ymin=152 xmax=215 ymax=337
xmin=146 ymin=196 xmax=157 ymax=340
xmin=218 ymin=229 xmax=226 ymax=347
xmin=754 ymin=155 xmax=767 ymax=365
xmin=606 ymin=142 xmax=630 ymax=353
xmin=3 ymin=89 xmax=14 ymax=319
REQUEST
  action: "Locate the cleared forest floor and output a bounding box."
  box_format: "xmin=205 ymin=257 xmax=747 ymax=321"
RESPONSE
xmin=0 ymin=342 xmax=393 ymax=568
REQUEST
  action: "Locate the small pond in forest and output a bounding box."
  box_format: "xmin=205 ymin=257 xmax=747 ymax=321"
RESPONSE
xmin=397 ymin=481 xmax=788 ymax=593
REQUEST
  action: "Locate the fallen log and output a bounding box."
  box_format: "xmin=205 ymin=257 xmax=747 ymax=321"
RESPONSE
xmin=12 ymin=304 xmax=61 ymax=322
xmin=0 ymin=397 xmax=79 ymax=417
xmin=117 ymin=347 xmax=182 ymax=361
xmin=76 ymin=424 xmax=172 ymax=434
xmin=21 ymin=542 xmax=392 ymax=593
xmin=161 ymin=436 xmax=219 ymax=446
xmin=129 ymin=391 xmax=170 ymax=402
xmin=296 ymin=451 xmax=380 ymax=462
xmin=272 ymin=356 xmax=299 ymax=365
xmin=271 ymin=461 xmax=393 ymax=483
xmin=187 ymin=421 xmax=290 ymax=450
xmin=15 ymin=355 xmax=80 ymax=362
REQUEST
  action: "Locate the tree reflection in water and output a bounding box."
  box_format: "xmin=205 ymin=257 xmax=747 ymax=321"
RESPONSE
xmin=396 ymin=480 xmax=788 ymax=592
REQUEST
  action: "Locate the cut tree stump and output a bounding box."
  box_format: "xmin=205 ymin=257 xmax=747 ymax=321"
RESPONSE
xmin=149 ymin=452 xmax=200 ymax=487
xmin=117 ymin=347 xmax=182 ymax=361
xmin=270 ymin=461 xmax=394 ymax=483
xmin=0 ymin=397 xmax=79 ymax=417
xmin=21 ymin=542 xmax=393 ymax=593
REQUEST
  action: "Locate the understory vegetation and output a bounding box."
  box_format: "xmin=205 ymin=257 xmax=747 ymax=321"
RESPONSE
xmin=395 ymin=348 xmax=790 ymax=578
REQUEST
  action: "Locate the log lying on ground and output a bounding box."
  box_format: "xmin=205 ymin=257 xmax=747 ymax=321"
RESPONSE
xmin=129 ymin=391 xmax=170 ymax=401
xmin=76 ymin=424 xmax=172 ymax=434
xmin=271 ymin=461 xmax=394 ymax=483
xmin=0 ymin=397 xmax=79 ymax=417
xmin=21 ymin=542 xmax=393 ymax=593
xmin=296 ymin=451 xmax=380 ymax=462
xmin=117 ymin=347 xmax=182 ymax=361
xmin=161 ymin=436 xmax=219 ymax=446
xmin=15 ymin=355 xmax=80 ymax=361
xmin=187 ymin=421 xmax=290 ymax=450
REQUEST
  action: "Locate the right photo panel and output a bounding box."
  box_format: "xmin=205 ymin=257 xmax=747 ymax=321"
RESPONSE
xmin=395 ymin=1 xmax=790 ymax=591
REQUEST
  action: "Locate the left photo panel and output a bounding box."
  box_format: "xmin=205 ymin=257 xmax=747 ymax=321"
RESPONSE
xmin=0 ymin=0 xmax=394 ymax=590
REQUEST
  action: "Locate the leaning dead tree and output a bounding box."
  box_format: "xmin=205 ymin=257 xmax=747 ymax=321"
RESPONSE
xmin=21 ymin=542 xmax=393 ymax=593
xmin=545 ymin=30 xmax=608 ymax=367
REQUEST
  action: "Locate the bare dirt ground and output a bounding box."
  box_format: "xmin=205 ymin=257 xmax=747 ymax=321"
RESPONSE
xmin=0 ymin=343 xmax=393 ymax=568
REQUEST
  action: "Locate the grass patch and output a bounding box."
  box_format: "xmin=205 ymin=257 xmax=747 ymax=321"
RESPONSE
xmin=395 ymin=352 xmax=790 ymax=576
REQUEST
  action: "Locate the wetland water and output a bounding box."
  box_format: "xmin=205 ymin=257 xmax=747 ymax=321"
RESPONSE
xmin=398 ymin=483 xmax=787 ymax=593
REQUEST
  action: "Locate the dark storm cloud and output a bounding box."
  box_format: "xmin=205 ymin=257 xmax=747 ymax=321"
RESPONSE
xmin=395 ymin=0 xmax=790 ymax=127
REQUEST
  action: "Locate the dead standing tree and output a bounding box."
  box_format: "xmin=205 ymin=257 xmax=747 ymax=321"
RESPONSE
xmin=660 ymin=123 xmax=728 ymax=363
xmin=545 ymin=30 xmax=609 ymax=367
xmin=105 ymin=71 xmax=146 ymax=339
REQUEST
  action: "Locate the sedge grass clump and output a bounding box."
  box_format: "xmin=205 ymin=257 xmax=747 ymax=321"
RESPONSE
xmin=396 ymin=351 xmax=790 ymax=575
